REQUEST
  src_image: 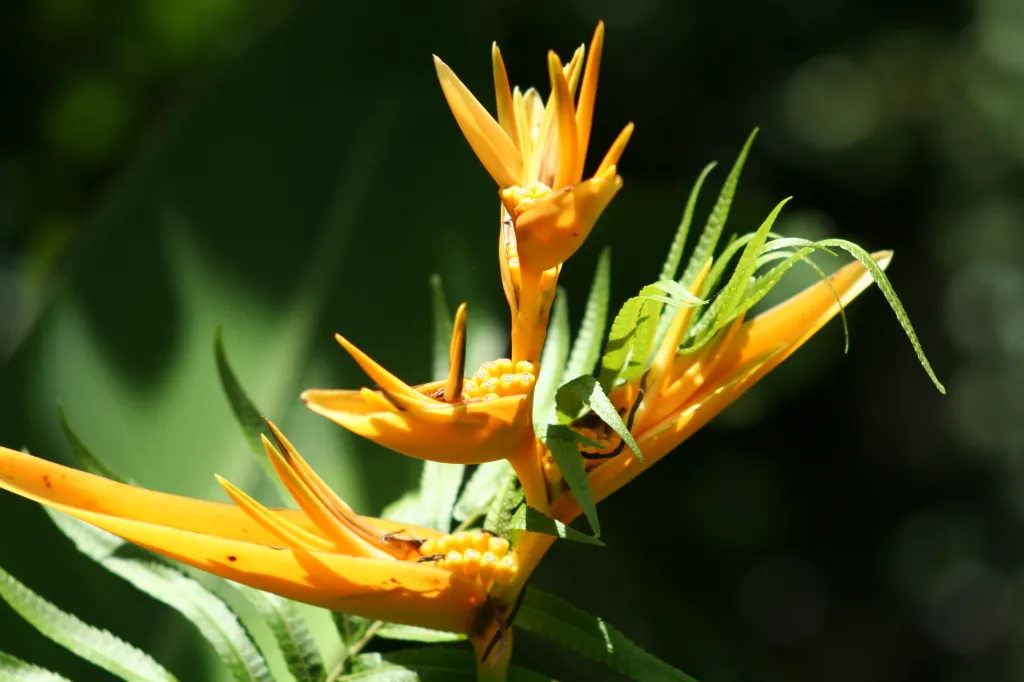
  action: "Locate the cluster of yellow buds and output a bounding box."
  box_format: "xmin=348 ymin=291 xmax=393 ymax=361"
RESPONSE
xmin=462 ymin=359 xmax=537 ymax=401
xmin=418 ymin=531 xmax=518 ymax=593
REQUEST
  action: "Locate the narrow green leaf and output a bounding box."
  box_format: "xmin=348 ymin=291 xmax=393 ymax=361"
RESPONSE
xmin=689 ymin=198 xmax=791 ymax=350
xmin=816 ymin=239 xmax=946 ymax=393
xmin=0 ymin=651 xmax=73 ymax=682
xmin=331 ymin=612 xmax=373 ymax=652
xmin=429 ymin=273 xmax=453 ymax=382
xmin=452 ymin=460 xmax=513 ymax=523
xmin=418 ymin=461 xmax=465 ymax=534
xmin=563 ymin=248 xmax=612 ymax=382
xmin=558 ymin=376 xmax=642 ymax=463
xmin=45 ymin=511 xmax=272 ymax=682
xmin=483 ymin=471 xmax=524 ymax=538
xmin=344 ymin=649 xmax=555 ymax=682
xmin=533 ymin=288 xmax=571 ymax=436
xmin=214 ymin=327 xmax=287 ymax=505
xmin=374 ymin=623 xmax=466 ymax=643
xmin=678 ymin=129 xmax=758 ymax=289
xmin=0 ymin=564 xmax=178 ymax=682
xmin=57 ymin=404 xmax=127 ymax=482
xmin=509 ymin=505 xmax=605 ymax=546
xmin=545 ymin=427 xmax=600 ymax=537
xmin=660 ymin=162 xmax=717 ymax=282
xmin=517 ymin=589 xmax=699 ymax=682
xmin=235 ymin=587 xmax=326 ymax=682
xmin=596 ymin=296 xmax=645 ymax=392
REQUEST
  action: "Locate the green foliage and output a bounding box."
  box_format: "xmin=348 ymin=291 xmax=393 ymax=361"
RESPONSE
xmin=516 ymin=590 xmax=698 ymax=682
xmin=483 ymin=472 xmax=525 ymax=538
xmin=214 ymin=328 xmax=288 ymax=506
xmin=453 ymin=460 xmax=514 ymax=525
xmin=556 ymin=377 xmax=642 ymax=463
xmin=57 ymin=405 xmax=127 ymax=483
xmin=0 ymin=651 xmax=73 ymax=682
xmin=563 ymin=248 xmax=612 ymax=382
xmin=234 ymin=588 xmax=326 ymax=682
xmin=678 ymin=129 xmax=758 ymax=289
xmin=342 ymin=648 xmax=554 ymax=681
xmin=533 ymin=288 xmax=571 ymax=436
xmin=45 ymin=511 xmax=273 ymax=682
xmin=544 ymin=427 xmax=600 ymax=537
xmin=374 ymin=624 xmax=466 ymax=644
xmin=0 ymin=565 xmax=179 ymax=682
xmin=509 ymin=505 xmax=605 ymax=546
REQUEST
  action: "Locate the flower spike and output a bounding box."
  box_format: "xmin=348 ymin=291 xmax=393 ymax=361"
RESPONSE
xmin=303 ymin=331 xmax=536 ymax=464
xmin=0 ymin=427 xmax=516 ymax=634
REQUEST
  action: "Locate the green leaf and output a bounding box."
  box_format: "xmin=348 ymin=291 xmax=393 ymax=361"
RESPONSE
xmin=344 ymin=649 xmax=554 ymax=682
xmin=374 ymin=624 xmax=466 ymax=643
xmin=234 ymin=587 xmax=325 ymax=682
xmin=509 ymin=505 xmax=605 ymax=547
xmin=660 ymin=162 xmax=717 ymax=283
xmin=44 ymin=511 xmax=272 ymax=682
xmin=678 ymin=129 xmax=758 ymax=289
xmin=545 ymin=427 xmax=600 ymax=538
xmin=0 ymin=564 xmax=178 ymax=682
xmin=483 ymin=472 xmax=523 ymax=538
xmin=214 ymin=327 xmax=287 ymax=506
xmin=533 ymin=287 xmax=571 ymax=436
xmin=596 ymin=296 xmax=645 ymax=392
xmin=429 ymin=273 xmax=454 ymax=382
xmin=815 ymin=240 xmax=946 ymax=393
xmin=516 ymin=589 xmax=699 ymax=682
xmin=563 ymin=248 xmax=611 ymax=382
xmin=689 ymin=198 xmax=792 ymax=350
xmin=452 ymin=460 xmax=513 ymax=524
xmin=0 ymin=651 xmax=73 ymax=682
xmin=417 ymin=461 xmax=465 ymax=534
xmin=57 ymin=404 xmax=128 ymax=483
xmin=557 ymin=376 xmax=642 ymax=463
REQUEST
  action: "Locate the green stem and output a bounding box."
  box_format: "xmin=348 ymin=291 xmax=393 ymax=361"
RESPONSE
xmin=326 ymin=620 xmax=384 ymax=681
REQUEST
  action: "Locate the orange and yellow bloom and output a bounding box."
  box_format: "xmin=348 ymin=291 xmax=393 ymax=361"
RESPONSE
xmin=0 ymin=19 xmax=935 ymax=682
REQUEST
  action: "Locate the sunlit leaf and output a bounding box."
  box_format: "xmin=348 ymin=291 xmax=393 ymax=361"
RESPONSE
xmin=545 ymin=427 xmax=599 ymax=537
xmin=0 ymin=650 xmax=73 ymax=682
xmin=234 ymin=588 xmax=325 ymax=682
xmin=509 ymin=504 xmax=605 ymax=547
xmin=533 ymin=288 xmax=571 ymax=436
xmin=557 ymin=376 xmax=642 ymax=463
xmin=0 ymin=564 xmax=178 ymax=682
xmin=816 ymin=239 xmax=945 ymax=393
xmin=563 ymin=248 xmax=611 ymax=382
xmin=374 ymin=624 xmax=466 ymax=643
xmin=45 ymin=511 xmax=272 ymax=682
xmin=57 ymin=404 xmax=127 ymax=483
xmin=677 ymin=129 xmax=758 ymax=289
xmin=659 ymin=162 xmax=716 ymax=283
xmin=483 ymin=472 xmax=523 ymax=538
xmin=516 ymin=589 xmax=698 ymax=682
xmin=417 ymin=461 xmax=464 ymax=534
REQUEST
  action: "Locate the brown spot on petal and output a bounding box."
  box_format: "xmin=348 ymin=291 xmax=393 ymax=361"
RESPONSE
xmin=42 ymin=475 xmax=51 ymax=488
xmin=228 ymin=555 xmax=237 ymax=562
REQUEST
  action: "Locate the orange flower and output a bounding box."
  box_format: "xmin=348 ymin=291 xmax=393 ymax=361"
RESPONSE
xmin=434 ymin=22 xmax=631 ymax=362
xmin=0 ymin=421 xmax=519 ymax=636
xmin=302 ymin=304 xmax=536 ymax=465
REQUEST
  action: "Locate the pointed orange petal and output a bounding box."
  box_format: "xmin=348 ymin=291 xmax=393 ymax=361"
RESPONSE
xmin=334 ymin=334 xmax=431 ymax=406
xmin=548 ymin=51 xmax=578 ymax=191
xmin=444 ymin=303 xmax=468 ymax=403
xmin=55 ymin=504 xmax=485 ymax=633
xmin=595 ymin=123 xmax=634 ymax=177
xmin=261 ymin=433 xmax=392 ymax=560
xmin=574 ymin=22 xmax=604 ymax=181
xmin=215 ymin=475 xmax=335 ymax=552
xmin=434 ymin=55 xmax=522 ymax=188
xmin=491 ymin=44 xmax=520 ymax=156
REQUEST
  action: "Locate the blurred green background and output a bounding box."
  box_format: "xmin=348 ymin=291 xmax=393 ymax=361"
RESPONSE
xmin=0 ymin=0 xmax=1018 ymax=680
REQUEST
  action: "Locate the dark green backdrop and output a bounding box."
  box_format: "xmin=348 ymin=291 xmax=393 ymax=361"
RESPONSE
xmin=1 ymin=0 xmax=1018 ymax=680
